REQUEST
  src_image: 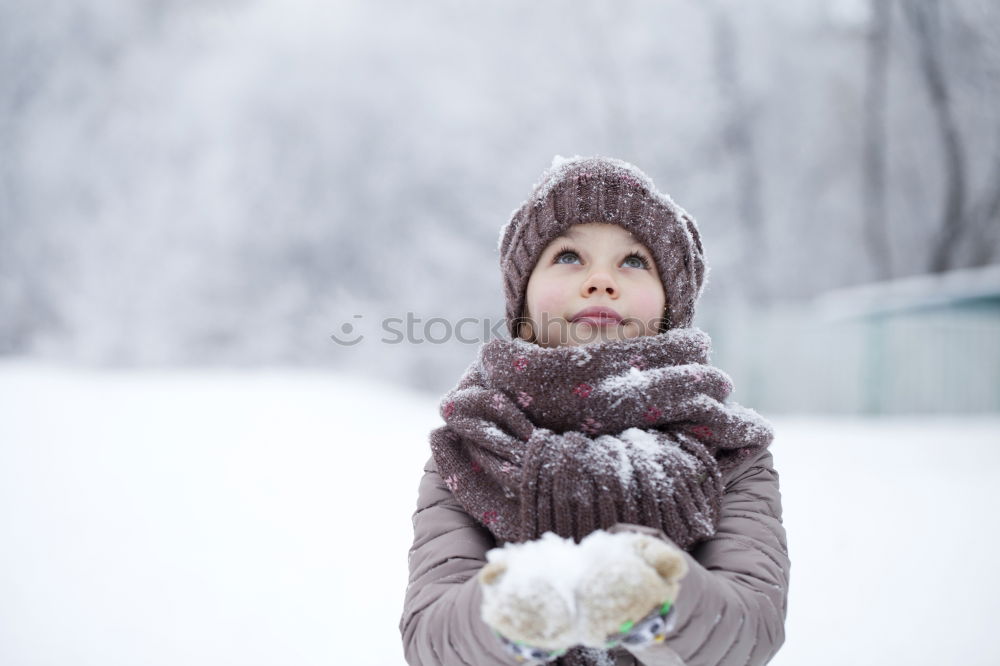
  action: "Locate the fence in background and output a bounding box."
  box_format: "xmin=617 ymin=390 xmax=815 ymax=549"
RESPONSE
xmin=701 ymin=302 xmax=1000 ymax=414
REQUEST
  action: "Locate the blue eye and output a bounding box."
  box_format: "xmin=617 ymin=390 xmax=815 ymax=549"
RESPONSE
xmin=623 ymin=253 xmax=650 ymax=269
xmin=553 ymin=245 xmax=652 ymax=269
xmin=554 ymin=245 xmax=580 ymax=264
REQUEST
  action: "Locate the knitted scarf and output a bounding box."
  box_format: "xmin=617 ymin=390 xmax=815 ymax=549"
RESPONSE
xmin=429 ymin=328 xmax=774 ymax=551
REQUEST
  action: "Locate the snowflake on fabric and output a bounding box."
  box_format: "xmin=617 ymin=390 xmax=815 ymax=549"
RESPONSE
xmin=499 ymin=461 xmax=517 ymax=475
xmin=689 ymin=425 xmax=714 ymax=439
xmin=643 ymin=406 xmax=663 ymax=423
xmin=513 ymin=357 xmax=529 ymax=372
xmin=573 ymin=383 xmax=593 ymax=398
xmin=442 ymin=401 xmax=455 ymax=420
xmin=581 ymin=417 xmax=603 ymax=435
xmin=516 ymin=391 xmax=534 ymax=408
xmin=492 ymin=393 xmax=506 ymax=410
xmin=628 ymin=354 xmax=645 ymax=370
xmin=443 ymin=474 xmax=460 ymax=492
xmin=482 ymin=510 xmax=499 ymax=525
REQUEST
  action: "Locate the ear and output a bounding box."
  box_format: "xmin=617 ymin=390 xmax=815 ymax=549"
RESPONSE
xmin=478 ymin=561 xmax=508 ymax=586
xmin=635 ymin=537 xmax=689 ymax=583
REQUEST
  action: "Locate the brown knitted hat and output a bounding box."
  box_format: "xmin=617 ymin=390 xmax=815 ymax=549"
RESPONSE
xmin=497 ymin=155 xmax=709 ymax=340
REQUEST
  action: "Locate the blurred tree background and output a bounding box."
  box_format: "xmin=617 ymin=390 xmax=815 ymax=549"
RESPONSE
xmin=1 ymin=0 xmax=998 ymax=396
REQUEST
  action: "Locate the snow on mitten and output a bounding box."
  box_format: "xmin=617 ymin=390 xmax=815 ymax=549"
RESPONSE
xmin=478 ymin=531 xmax=688 ymax=661
xmin=572 ymin=530 xmax=688 ymax=650
xmin=478 ymin=533 xmax=580 ymax=663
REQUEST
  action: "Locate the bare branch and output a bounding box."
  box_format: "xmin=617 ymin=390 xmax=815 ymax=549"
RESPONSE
xmin=863 ymin=0 xmax=893 ymax=279
xmin=902 ymin=0 xmax=969 ymax=273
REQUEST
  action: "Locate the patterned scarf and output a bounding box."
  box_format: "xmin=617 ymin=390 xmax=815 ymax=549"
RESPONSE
xmin=429 ymin=328 xmax=774 ymax=551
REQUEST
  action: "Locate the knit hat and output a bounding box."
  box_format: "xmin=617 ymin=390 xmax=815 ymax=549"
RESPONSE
xmin=497 ymin=155 xmax=709 ymax=340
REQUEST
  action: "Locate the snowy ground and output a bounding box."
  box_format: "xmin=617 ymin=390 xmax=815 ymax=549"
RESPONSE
xmin=1 ymin=361 xmax=998 ymax=666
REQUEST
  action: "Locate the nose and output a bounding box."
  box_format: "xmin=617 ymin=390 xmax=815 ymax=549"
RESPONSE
xmin=581 ymin=270 xmax=618 ymax=298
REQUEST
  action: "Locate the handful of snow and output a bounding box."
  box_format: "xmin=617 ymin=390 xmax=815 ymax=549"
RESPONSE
xmin=478 ymin=529 xmax=688 ymax=650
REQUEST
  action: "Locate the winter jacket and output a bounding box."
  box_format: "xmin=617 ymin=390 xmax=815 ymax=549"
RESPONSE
xmin=399 ymin=446 xmax=789 ymax=666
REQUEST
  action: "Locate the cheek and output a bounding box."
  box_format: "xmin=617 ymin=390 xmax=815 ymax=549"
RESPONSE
xmin=631 ymin=288 xmax=666 ymax=319
xmin=527 ymin=281 xmax=569 ymax=317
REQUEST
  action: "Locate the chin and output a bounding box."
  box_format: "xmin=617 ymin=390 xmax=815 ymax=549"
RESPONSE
xmin=568 ymin=327 xmax=632 ymax=347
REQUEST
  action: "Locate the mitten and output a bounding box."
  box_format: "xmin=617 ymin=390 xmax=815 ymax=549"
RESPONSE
xmin=478 ymin=530 xmax=688 ymax=663
xmin=478 ymin=533 xmax=578 ymax=663
xmin=573 ymin=530 xmax=687 ymax=650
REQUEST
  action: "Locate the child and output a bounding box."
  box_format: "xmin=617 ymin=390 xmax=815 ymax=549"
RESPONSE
xmin=399 ymin=156 xmax=789 ymax=666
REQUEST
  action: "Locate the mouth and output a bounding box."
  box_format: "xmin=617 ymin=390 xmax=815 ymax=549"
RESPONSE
xmin=571 ymin=306 xmax=623 ymax=326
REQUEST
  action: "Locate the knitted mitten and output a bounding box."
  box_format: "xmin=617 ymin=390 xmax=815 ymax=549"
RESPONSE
xmin=573 ymin=532 xmax=687 ymax=650
xmin=478 ymin=530 xmax=688 ymax=663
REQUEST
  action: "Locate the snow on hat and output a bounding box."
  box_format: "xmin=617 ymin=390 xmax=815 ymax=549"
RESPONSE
xmin=497 ymin=155 xmax=709 ymax=340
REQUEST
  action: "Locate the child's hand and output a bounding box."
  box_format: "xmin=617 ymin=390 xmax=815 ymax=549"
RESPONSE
xmin=477 ymin=531 xmax=688 ymax=662
xmin=477 ymin=544 xmax=577 ymax=662
xmin=573 ymin=532 xmax=687 ymax=649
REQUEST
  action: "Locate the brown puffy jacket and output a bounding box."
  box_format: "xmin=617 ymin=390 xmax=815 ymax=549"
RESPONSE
xmin=399 ymin=446 xmax=789 ymax=666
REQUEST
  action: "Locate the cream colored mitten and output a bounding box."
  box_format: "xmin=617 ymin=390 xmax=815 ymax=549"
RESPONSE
xmin=573 ymin=530 xmax=687 ymax=649
xmin=478 ymin=530 xmax=688 ymax=662
xmin=478 ymin=533 xmax=579 ymax=662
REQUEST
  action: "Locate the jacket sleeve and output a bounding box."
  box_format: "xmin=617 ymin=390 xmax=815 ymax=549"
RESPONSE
xmin=610 ymin=447 xmax=790 ymax=666
xmin=399 ymin=455 xmax=517 ymax=666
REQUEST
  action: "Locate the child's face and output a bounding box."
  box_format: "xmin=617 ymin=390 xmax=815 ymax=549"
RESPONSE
xmin=519 ymin=223 xmax=666 ymax=348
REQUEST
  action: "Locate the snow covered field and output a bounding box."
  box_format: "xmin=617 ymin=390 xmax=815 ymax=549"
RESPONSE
xmin=1 ymin=362 xmax=998 ymax=666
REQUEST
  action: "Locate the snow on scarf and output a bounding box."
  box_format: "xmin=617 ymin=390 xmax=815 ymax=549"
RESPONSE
xmin=429 ymin=327 xmax=775 ymax=550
